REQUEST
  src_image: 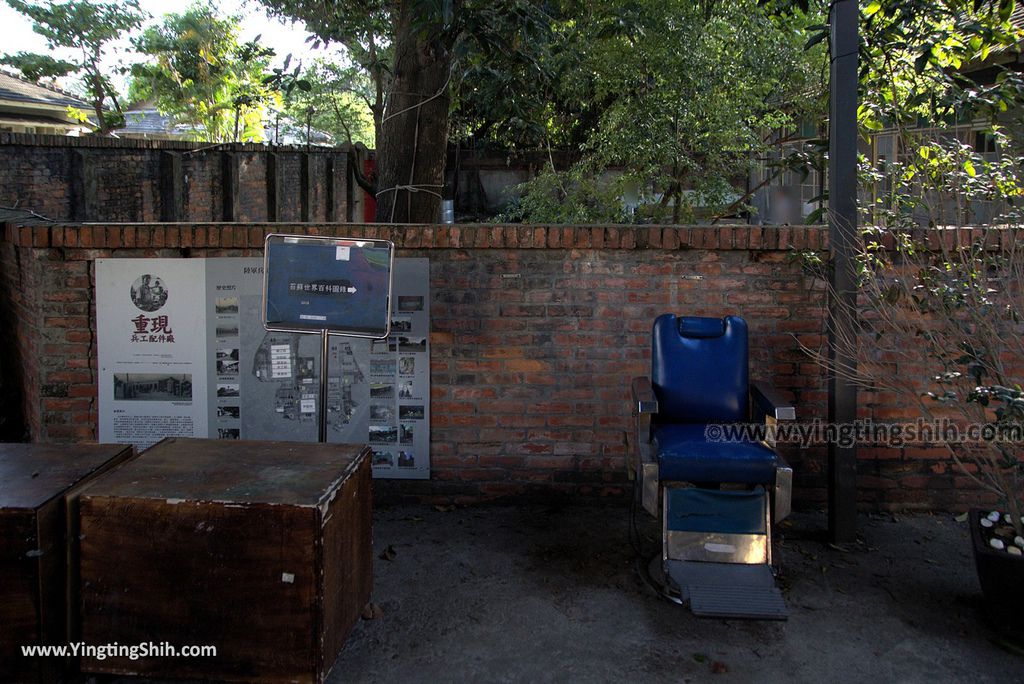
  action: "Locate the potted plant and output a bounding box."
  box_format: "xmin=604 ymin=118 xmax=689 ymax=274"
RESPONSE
xmin=786 ymin=0 xmax=1024 ymax=626
xmin=800 ymin=131 xmax=1024 ymax=624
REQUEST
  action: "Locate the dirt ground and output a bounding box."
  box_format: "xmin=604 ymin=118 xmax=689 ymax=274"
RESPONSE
xmin=327 ymin=504 xmax=1022 ymax=683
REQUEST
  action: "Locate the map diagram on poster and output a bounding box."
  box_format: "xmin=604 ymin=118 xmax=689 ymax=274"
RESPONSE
xmin=235 ymin=317 xmax=373 ymax=445
xmin=98 ymin=257 xmax=430 ymax=479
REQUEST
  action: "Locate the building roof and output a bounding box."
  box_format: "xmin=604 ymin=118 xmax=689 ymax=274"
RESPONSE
xmin=121 ymin=107 xmax=169 ymax=135
xmin=118 ymin=105 xmax=195 ymax=138
xmin=0 ymin=71 xmax=89 ymax=109
xmin=116 ymin=103 xmax=336 ymax=145
xmin=0 ymin=112 xmax=83 ymax=127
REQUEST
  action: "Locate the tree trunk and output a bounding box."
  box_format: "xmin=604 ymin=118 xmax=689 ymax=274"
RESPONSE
xmin=374 ymin=2 xmax=452 ymax=223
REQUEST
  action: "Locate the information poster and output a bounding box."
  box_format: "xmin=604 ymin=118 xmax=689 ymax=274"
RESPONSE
xmin=97 ymin=260 xmax=209 ymax=449
xmin=97 ymin=257 xmax=430 ymax=479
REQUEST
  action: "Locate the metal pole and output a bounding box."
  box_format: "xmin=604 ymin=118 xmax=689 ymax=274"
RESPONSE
xmin=828 ymin=0 xmax=859 ymax=543
xmin=319 ymin=328 xmax=330 ymax=443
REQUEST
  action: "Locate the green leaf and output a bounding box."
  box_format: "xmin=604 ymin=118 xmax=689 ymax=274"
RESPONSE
xmin=804 ymin=29 xmax=828 ymax=50
xmin=1000 ymin=0 xmax=1014 ymax=22
xmin=914 ymin=50 xmax=931 ymax=74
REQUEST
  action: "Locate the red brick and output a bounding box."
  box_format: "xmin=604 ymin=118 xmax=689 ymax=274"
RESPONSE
xmin=0 ymin=218 xmax=1010 ymax=508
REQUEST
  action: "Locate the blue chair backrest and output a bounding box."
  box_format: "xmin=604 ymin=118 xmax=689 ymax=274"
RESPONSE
xmin=651 ymin=314 xmax=749 ymax=424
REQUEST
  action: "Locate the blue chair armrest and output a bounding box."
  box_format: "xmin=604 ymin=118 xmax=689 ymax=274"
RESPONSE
xmin=632 ymin=377 xmax=659 ymax=415
xmin=631 ymin=377 xmax=659 ymax=511
xmin=751 ymin=381 xmax=795 ymax=421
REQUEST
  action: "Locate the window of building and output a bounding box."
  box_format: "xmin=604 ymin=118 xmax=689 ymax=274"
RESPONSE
xmin=974 ymin=130 xmax=997 ymax=154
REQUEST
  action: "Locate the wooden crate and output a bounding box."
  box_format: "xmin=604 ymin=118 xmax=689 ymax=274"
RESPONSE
xmin=79 ymin=438 xmax=372 ymax=683
xmin=0 ymin=442 xmax=134 ymax=684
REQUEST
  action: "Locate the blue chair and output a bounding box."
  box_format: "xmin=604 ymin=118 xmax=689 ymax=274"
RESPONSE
xmin=631 ymin=314 xmax=794 ymax=616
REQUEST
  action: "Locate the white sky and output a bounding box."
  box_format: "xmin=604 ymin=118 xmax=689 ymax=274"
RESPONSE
xmin=0 ymin=0 xmax=332 ymax=92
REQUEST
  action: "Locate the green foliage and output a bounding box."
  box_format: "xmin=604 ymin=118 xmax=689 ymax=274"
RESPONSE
xmin=858 ymin=0 xmax=1024 ymax=132
xmin=498 ymin=163 xmax=637 ymax=224
xmin=258 ymin=0 xmax=393 ymax=144
xmin=274 ymin=58 xmax=374 ymax=146
xmin=3 ymin=52 xmax=77 ymax=81
xmin=805 ymin=0 xmax=1024 ymax=519
xmin=855 ymin=0 xmax=1024 ymax=229
xmin=449 ymin=1 xmax=572 ymax=149
xmin=129 ymin=5 xmax=277 ymax=142
xmin=506 ymin=0 xmax=827 ymax=223
xmin=863 ymin=130 xmax=1024 ymax=228
xmin=1 ymin=0 xmax=145 ymax=133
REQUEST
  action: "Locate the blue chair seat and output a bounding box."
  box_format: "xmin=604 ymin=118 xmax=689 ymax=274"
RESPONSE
xmin=654 ymin=423 xmax=777 ymax=484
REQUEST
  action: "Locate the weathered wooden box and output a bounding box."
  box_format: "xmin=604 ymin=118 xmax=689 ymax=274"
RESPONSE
xmin=0 ymin=442 xmax=134 ymax=684
xmin=79 ymin=438 xmax=372 ymax=683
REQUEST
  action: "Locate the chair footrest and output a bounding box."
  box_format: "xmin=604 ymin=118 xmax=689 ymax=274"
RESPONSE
xmin=666 ymin=560 xmax=788 ymax=620
xmin=688 ymin=584 xmax=788 ymax=620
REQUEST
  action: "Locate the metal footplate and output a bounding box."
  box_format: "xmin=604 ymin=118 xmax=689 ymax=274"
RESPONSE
xmin=666 ymin=560 xmax=788 ymax=620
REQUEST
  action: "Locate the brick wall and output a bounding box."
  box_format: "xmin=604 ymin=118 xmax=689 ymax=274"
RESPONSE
xmin=0 ymin=133 xmax=351 ymax=223
xmin=0 ymin=221 xmax=1015 ymax=511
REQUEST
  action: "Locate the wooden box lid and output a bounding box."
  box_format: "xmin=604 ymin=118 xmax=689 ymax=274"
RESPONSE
xmin=0 ymin=443 xmax=134 ymax=511
xmin=82 ymin=438 xmax=369 ymax=507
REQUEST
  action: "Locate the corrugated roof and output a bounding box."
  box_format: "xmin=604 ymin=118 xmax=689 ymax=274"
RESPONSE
xmin=0 ymin=71 xmax=89 ymax=109
xmin=118 ymin=107 xmax=194 ymax=136
xmin=116 ymin=104 xmax=336 ymax=145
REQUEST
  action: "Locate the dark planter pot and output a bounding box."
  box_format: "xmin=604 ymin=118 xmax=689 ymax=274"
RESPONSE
xmin=970 ymin=508 xmax=1024 ymax=628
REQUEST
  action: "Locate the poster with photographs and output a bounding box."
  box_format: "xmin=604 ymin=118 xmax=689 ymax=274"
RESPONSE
xmin=367 ymin=257 xmax=430 ymax=478
xmin=205 ymin=259 xmax=260 ymax=445
xmin=98 ymin=256 xmax=430 ymax=479
xmin=97 ymin=260 xmax=209 ymax=449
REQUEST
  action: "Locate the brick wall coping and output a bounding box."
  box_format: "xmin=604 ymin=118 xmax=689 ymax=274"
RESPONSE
xmin=0 ymin=131 xmax=352 ymax=154
xmin=4 ymin=222 xmax=1019 ymax=252
xmin=1 ymin=222 xmax=829 ymax=251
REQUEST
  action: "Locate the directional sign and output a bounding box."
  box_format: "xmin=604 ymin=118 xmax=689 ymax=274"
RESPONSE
xmin=263 ymin=235 xmax=394 ymax=338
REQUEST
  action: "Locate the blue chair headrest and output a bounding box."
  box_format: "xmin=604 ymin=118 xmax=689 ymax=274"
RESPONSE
xmin=651 ymin=314 xmax=749 ymax=423
xmin=677 ymin=316 xmax=726 ymax=339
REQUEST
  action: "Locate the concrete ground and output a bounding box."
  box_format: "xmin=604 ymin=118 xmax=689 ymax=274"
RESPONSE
xmin=329 ymin=504 xmax=1023 ymax=683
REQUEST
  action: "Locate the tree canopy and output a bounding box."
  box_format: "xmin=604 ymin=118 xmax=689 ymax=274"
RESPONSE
xmin=258 ymin=0 xmax=562 ymax=221
xmin=491 ymin=0 xmax=827 ymax=223
xmin=853 ymin=0 xmax=1024 ymax=226
xmin=1 ymin=0 xmax=146 ymax=133
xmin=128 ymin=5 xmax=278 ymax=143
xmin=275 ymin=58 xmax=375 ymax=147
